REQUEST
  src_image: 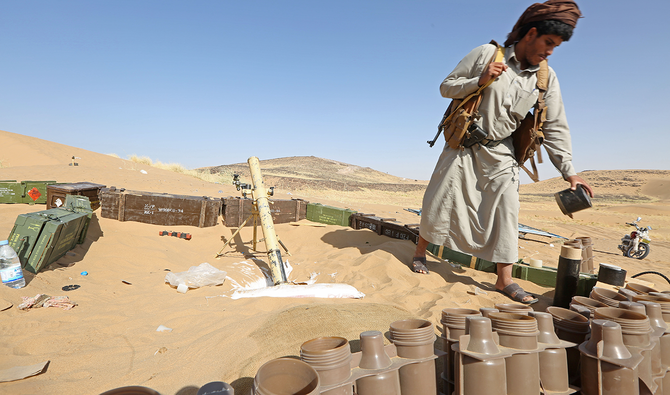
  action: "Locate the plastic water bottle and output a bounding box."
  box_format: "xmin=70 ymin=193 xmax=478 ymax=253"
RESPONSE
xmin=0 ymin=240 xmax=26 ymax=289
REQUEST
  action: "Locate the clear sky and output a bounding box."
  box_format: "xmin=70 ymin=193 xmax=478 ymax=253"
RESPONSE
xmin=2 ymin=1 xmax=669 ymax=183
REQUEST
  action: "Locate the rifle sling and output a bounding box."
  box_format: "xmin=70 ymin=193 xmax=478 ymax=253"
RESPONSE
xmin=435 ymin=43 xmax=505 ymax=139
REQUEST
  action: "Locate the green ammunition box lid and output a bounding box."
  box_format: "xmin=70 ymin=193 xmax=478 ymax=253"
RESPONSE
xmin=9 ymin=208 xmax=89 ymax=273
xmin=306 ymin=203 xmax=357 ymax=226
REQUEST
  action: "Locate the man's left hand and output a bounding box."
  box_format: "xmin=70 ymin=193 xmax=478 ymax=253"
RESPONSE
xmin=566 ymin=175 xmax=594 ymax=198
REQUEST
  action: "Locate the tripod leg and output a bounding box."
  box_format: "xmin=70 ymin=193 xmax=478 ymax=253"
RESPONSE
xmin=215 ymin=214 xmax=253 ymax=257
xmin=277 ymin=237 xmax=292 ymax=256
xmin=252 ymin=213 xmax=258 ymax=251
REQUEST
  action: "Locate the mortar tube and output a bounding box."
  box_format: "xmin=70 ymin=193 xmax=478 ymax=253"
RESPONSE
xmin=248 ymin=156 xmax=287 ymax=285
xmin=553 ymin=246 xmax=582 ymax=308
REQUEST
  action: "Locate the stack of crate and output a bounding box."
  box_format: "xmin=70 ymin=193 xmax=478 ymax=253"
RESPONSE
xmin=46 ymin=182 xmax=106 ymax=210
xmin=7 ymin=195 xmax=94 ymax=274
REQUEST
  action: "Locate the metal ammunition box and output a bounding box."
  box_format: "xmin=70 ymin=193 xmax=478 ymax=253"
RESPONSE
xmin=0 ymin=180 xmax=57 ymax=204
xmin=64 ymin=195 xmax=95 ymax=244
xmin=306 ymin=203 xmax=356 ymax=227
xmin=46 ymin=182 xmax=106 ymax=210
xmin=100 ymin=187 xmax=222 ymax=228
xmin=350 ymin=213 xmax=419 ymax=243
xmin=8 ymin=195 xmax=93 ymax=273
xmin=426 ymin=243 xmax=597 ymax=295
xmin=223 ymin=197 xmax=307 ymax=227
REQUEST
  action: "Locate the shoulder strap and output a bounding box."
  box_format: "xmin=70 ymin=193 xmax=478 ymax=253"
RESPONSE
xmin=482 ymin=41 xmax=505 ymax=89
xmin=535 ymin=60 xmax=549 ymax=127
xmin=442 ymin=44 xmax=503 ymax=118
xmin=452 ymin=43 xmax=504 ymax=108
xmin=428 ymin=42 xmax=504 ymax=147
xmin=519 ymin=59 xmax=550 ymax=182
xmin=537 ymin=60 xmax=548 ymax=90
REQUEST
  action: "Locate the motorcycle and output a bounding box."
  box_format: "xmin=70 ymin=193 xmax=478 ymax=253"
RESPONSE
xmin=618 ymin=217 xmax=652 ymax=259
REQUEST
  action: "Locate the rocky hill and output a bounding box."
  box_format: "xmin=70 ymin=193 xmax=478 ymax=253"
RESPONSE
xmin=520 ymin=169 xmax=670 ymax=203
xmin=200 ymin=156 xmax=428 ymax=193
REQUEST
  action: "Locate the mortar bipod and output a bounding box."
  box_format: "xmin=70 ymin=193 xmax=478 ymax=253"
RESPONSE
xmin=215 ymin=156 xmax=290 ymax=285
xmin=215 ymin=199 xmax=291 ymax=259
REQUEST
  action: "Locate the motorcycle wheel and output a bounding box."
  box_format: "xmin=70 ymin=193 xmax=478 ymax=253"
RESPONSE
xmin=627 ymin=243 xmax=650 ymax=260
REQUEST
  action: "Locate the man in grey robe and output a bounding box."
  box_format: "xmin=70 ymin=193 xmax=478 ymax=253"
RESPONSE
xmin=412 ymin=0 xmax=593 ymax=304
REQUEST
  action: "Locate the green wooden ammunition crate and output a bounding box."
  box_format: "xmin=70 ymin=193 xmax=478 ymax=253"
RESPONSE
xmin=426 ymin=243 xmax=597 ymax=296
xmin=8 ymin=196 xmax=93 ymax=274
xmin=0 ymin=181 xmax=21 ymax=203
xmin=306 ymin=203 xmax=357 ymax=226
xmin=0 ymin=180 xmax=20 ymax=203
xmin=0 ymin=180 xmax=57 ymax=204
xmin=349 ymin=213 xmax=419 ymax=243
xmin=64 ymin=195 xmax=94 ymax=244
xmin=511 ymin=264 xmax=597 ymax=296
xmin=426 ymin=243 xmax=495 ymax=271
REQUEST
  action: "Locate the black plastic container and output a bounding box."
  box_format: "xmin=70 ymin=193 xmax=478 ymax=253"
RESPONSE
xmin=554 ymin=185 xmax=592 ymax=217
xmin=597 ymin=263 xmax=627 ymax=287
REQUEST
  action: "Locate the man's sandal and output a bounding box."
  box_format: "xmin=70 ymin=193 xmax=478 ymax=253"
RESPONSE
xmin=497 ymin=283 xmax=538 ymax=305
xmin=412 ymin=257 xmax=429 ymax=274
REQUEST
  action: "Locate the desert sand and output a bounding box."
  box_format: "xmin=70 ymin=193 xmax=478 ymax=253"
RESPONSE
xmin=0 ymin=129 xmax=669 ymax=394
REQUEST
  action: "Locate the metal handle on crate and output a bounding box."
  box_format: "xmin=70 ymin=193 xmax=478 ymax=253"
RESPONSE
xmin=17 ymin=237 xmax=27 ymax=252
xmin=14 ymin=236 xmax=29 ymax=261
xmin=39 ymin=213 xmax=63 ymax=222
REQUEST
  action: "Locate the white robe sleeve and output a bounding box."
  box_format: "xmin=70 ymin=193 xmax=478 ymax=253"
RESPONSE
xmin=440 ymin=44 xmax=496 ymax=99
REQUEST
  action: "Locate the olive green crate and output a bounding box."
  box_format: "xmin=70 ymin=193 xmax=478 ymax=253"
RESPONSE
xmin=306 ymin=203 xmax=357 ymax=227
xmin=427 ymin=243 xmax=597 ymax=296
xmin=0 ymin=180 xmax=57 ymax=204
xmin=64 ymin=195 xmax=94 ymax=244
xmin=8 ymin=195 xmax=93 ymax=274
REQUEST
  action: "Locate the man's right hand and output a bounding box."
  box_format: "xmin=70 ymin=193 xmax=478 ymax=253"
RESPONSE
xmin=566 ymin=175 xmax=594 ymax=198
xmin=479 ymin=62 xmax=508 ymax=86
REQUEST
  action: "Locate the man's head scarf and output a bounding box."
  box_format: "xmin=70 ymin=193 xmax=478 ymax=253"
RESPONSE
xmin=504 ymin=0 xmax=582 ymax=47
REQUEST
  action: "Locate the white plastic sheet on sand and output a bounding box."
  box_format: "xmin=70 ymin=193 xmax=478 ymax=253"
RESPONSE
xmin=225 ymin=260 xmax=364 ymax=299
xmin=230 ymin=283 xmax=365 ymax=299
xmin=165 ymin=262 xmax=227 ymax=291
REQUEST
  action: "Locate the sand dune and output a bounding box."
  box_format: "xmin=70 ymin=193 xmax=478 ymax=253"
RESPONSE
xmin=0 ymin=129 xmax=669 ymax=394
